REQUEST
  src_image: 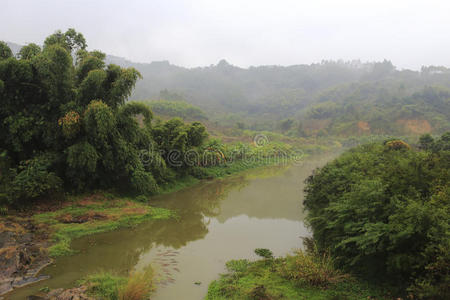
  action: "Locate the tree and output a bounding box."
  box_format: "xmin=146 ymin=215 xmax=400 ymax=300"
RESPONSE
xmin=0 ymin=42 xmax=13 ymax=60
xmin=18 ymin=43 xmax=41 ymax=60
xmin=418 ymin=133 xmax=434 ymax=150
xmin=280 ymin=118 xmax=294 ymax=132
xmin=44 ymin=28 xmax=87 ymax=54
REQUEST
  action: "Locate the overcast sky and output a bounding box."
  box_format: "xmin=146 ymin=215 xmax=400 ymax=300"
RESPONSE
xmin=1 ymin=0 xmax=449 ymax=70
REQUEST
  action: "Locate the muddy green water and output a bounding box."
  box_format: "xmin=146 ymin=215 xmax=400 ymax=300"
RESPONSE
xmin=7 ymin=156 xmax=332 ymax=300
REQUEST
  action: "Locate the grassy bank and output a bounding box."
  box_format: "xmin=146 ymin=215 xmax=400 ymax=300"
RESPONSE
xmin=33 ymin=194 xmax=174 ymax=257
xmin=207 ymin=249 xmax=389 ymax=300
xmin=32 ymin=157 xmax=292 ymax=258
xmin=203 ymin=157 xmax=293 ymax=178
xmin=157 ymin=155 xmax=300 ymax=195
xmin=157 ymin=175 xmax=200 ymax=195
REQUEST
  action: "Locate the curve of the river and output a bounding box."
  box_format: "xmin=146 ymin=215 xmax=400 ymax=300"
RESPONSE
xmin=7 ymin=155 xmax=333 ymax=300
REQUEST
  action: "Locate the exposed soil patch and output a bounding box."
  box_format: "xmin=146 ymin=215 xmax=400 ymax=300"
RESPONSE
xmin=121 ymin=206 xmax=148 ymax=215
xmin=397 ymin=119 xmax=432 ymax=134
xmin=56 ymin=212 xmax=108 ymax=224
xmin=304 ymin=119 xmax=331 ymax=135
xmin=0 ymin=217 xmax=52 ymax=296
xmin=357 ymin=121 xmax=370 ymax=132
xmin=1 ymin=193 xmax=172 ymax=298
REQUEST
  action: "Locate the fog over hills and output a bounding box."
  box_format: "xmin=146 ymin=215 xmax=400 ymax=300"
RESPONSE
xmin=7 ymin=41 xmax=450 ymax=136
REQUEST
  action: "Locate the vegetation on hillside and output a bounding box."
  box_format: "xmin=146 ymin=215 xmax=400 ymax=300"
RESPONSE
xmin=119 ymin=58 xmax=450 ymax=136
xmin=301 ymin=85 xmax=450 ymax=136
xmin=304 ymin=133 xmax=450 ymax=298
xmin=139 ymin=99 xmax=208 ymax=120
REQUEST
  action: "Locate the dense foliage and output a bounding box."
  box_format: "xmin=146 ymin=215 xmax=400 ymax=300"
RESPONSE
xmin=0 ymin=29 xmax=209 ymax=204
xmin=140 ymin=99 xmax=208 ymax=120
xmin=304 ymin=133 xmax=450 ymax=298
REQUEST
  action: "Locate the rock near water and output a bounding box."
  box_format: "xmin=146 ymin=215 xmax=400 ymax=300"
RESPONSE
xmin=26 ymin=286 xmax=94 ymax=300
xmin=0 ymin=218 xmax=51 ymax=296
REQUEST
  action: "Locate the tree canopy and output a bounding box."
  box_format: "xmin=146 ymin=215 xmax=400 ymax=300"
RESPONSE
xmin=0 ymin=29 xmax=208 ymax=204
xmin=304 ymin=133 xmax=450 ymax=298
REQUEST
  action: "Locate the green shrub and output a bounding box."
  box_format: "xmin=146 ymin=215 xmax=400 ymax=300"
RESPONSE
xmin=10 ymin=153 xmax=62 ymax=202
xmin=130 ymin=170 xmax=158 ymax=195
xmin=254 ymin=248 xmax=274 ymax=259
xmin=142 ymin=100 xmax=208 ymax=120
xmin=135 ymin=195 xmax=148 ymax=203
xmin=278 ymin=249 xmax=347 ymax=288
xmin=304 ymin=134 xmax=450 ymax=297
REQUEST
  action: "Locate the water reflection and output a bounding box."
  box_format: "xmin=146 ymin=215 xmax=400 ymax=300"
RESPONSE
xmin=7 ymin=156 xmax=333 ymax=300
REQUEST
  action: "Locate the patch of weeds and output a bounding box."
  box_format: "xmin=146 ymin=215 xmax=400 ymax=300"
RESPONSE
xmin=80 ymin=267 xmax=155 ymax=300
xmin=206 ymin=249 xmax=390 ymax=300
xmin=118 ymin=267 xmax=155 ymax=300
xmin=135 ymin=195 xmax=148 ymax=203
xmin=226 ymin=259 xmax=250 ymax=273
xmin=277 ymin=249 xmax=348 ymax=288
xmin=80 ymin=271 xmax=127 ymax=300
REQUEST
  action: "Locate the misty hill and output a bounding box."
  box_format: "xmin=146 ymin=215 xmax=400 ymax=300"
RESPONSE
xmin=7 ymin=41 xmax=450 ymax=136
xmin=125 ymin=58 xmax=450 ymax=136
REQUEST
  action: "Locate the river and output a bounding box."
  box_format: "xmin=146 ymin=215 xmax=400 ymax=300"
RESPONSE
xmin=7 ymin=155 xmax=332 ymax=300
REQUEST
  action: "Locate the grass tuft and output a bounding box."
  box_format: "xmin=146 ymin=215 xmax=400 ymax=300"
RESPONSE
xmin=80 ymin=267 xmax=155 ymax=300
xmin=118 ymin=267 xmax=155 ymax=300
xmin=278 ymin=249 xmax=348 ymax=288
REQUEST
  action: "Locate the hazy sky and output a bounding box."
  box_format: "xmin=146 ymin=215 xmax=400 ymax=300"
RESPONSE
xmin=1 ymin=0 xmax=449 ymax=69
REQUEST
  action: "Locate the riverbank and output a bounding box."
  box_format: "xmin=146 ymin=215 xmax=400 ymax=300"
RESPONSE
xmin=206 ymin=249 xmax=391 ymax=300
xmin=0 ymin=194 xmax=173 ymax=296
xmin=0 ymin=155 xmax=300 ymax=298
xmin=158 ymin=156 xmax=299 ymax=195
xmin=44 ymin=157 xmax=297 ymax=258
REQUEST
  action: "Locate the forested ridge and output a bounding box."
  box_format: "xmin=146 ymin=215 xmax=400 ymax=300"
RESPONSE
xmin=122 ymin=58 xmax=450 ymax=136
xmin=7 ymin=41 xmax=450 ymax=137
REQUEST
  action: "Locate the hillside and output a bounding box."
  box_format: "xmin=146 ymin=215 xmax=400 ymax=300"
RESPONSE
xmin=125 ymin=58 xmax=450 ymax=136
xmin=7 ymin=41 xmax=450 ymax=136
